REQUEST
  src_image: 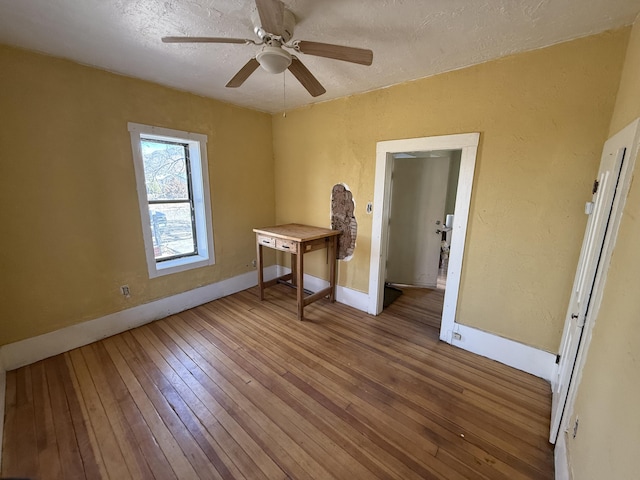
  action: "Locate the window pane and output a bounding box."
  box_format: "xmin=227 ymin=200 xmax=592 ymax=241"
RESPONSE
xmin=141 ymin=140 xmax=189 ymax=201
xmin=149 ymin=203 xmax=196 ymax=260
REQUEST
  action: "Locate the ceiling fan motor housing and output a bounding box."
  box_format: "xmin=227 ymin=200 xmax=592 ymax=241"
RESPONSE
xmin=251 ymin=8 xmax=296 ymax=42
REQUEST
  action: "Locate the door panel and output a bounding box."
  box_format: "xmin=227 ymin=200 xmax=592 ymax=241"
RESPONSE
xmin=550 ymin=140 xmax=627 ymax=442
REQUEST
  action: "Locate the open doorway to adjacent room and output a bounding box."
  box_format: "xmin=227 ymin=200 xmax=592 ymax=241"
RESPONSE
xmin=368 ymin=133 xmax=479 ymax=342
xmin=381 ymin=149 xmax=462 ymax=330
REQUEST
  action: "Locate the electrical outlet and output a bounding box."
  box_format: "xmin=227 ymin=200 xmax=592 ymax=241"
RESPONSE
xmin=251 ymin=259 xmax=257 ymax=268
xmin=121 ymin=285 xmax=131 ymax=298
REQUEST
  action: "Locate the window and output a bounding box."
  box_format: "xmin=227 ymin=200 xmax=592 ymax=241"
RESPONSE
xmin=128 ymin=123 xmax=214 ymax=278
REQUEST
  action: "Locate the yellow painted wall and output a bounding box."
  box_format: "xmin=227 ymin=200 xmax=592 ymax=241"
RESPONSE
xmin=0 ymin=45 xmax=275 ymax=346
xmin=566 ymin=16 xmax=640 ymax=480
xmin=272 ymin=29 xmax=629 ymax=353
xmin=0 ymin=28 xmax=630 ymax=356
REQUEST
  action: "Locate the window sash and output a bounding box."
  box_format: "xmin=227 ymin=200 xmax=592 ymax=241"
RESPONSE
xmin=141 ymin=138 xmax=199 ymax=262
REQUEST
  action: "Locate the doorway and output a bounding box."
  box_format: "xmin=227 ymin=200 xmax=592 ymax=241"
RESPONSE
xmin=368 ymin=133 xmax=480 ymax=343
xmin=383 ymin=150 xmax=462 ymax=327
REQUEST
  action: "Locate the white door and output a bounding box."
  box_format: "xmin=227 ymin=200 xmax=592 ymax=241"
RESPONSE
xmin=386 ymin=156 xmax=449 ymax=287
xmin=549 ymin=137 xmax=628 ymax=443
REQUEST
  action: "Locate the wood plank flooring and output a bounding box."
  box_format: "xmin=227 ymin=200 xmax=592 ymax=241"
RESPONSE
xmin=2 ymin=284 xmax=554 ymax=479
xmin=383 ymin=286 xmax=445 ymax=330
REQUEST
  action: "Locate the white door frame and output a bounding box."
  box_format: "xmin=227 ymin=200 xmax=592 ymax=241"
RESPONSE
xmin=368 ymin=132 xmax=480 ymax=343
xmin=551 ymin=118 xmax=640 ymax=443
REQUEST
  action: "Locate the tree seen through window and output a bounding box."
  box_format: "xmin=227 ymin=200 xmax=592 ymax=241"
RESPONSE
xmin=141 ymin=139 xmax=197 ymax=261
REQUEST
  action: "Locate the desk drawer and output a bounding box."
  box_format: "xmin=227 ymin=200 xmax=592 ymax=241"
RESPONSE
xmin=257 ymin=234 xmax=275 ymax=247
xmin=276 ymin=238 xmax=298 ymax=254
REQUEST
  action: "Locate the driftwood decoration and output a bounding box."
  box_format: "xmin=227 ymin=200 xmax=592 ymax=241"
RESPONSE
xmin=331 ymin=184 xmax=357 ymax=260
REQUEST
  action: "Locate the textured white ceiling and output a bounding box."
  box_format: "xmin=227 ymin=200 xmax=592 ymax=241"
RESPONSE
xmin=0 ymin=0 xmax=638 ymax=113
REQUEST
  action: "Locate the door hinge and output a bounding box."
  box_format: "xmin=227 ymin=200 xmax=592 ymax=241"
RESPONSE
xmin=592 ymin=179 xmax=599 ymax=194
xmin=555 ymin=354 xmax=561 ymax=364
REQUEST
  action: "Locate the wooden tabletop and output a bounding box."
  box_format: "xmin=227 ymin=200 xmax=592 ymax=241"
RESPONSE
xmin=253 ymin=223 xmax=340 ymax=242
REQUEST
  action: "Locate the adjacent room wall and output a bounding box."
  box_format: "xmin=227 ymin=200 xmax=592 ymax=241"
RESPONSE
xmin=0 ymin=45 xmax=275 ymax=346
xmin=565 ymin=16 xmax=640 ymax=480
xmin=271 ymin=29 xmax=629 ymax=353
xmin=386 ymin=156 xmax=450 ymax=287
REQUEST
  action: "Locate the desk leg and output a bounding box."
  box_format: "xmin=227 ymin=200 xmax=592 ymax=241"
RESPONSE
xmin=291 ymin=253 xmax=297 ymax=286
xmin=256 ymin=242 xmax=265 ymax=301
xmin=329 ymin=236 xmax=337 ymax=303
xmin=297 ymin=247 xmax=304 ymax=320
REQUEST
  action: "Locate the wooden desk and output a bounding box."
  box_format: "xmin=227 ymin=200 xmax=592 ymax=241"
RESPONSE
xmin=254 ymin=223 xmax=340 ymax=320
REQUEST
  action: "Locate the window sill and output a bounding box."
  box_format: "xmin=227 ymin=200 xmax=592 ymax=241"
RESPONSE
xmin=149 ymin=254 xmax=213 ymax=278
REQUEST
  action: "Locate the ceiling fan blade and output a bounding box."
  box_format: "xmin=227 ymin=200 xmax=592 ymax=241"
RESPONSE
xmin=226 ymin=58 xmax=260 ymax=88
xmin=288 ymin=57 xmax=326 ymax=97
xmin=162 ymin=36 xmax=253 ymax=44
xmin=294 ymin=40 xmax=373 ymax=66
xmin=255 ymin=0 xmax=284 ymax=36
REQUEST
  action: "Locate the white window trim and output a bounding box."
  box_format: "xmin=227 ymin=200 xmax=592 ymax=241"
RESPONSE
xmin=128 ymin=122 xmax=215 ymax=278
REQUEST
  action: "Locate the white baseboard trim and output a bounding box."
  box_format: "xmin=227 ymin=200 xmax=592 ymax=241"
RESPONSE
xmin=555 ymin=430 xmax=571 ymax=480
xmin=276 ymin=266 xmax=369 ymax=313
xmin=451 ymin=323 xmax=557 ymax=382
xmin=0 ymin=267 xmax=548 ymax=384
xmin=0 ymin=266 xmax=277 ymax=372
xmin=336 ymin=283 xmax=369 ymax=312
xmin=274 ymin=266 xmax=556 ymax=381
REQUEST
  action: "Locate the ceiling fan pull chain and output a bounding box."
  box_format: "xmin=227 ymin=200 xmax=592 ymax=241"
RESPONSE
xmin=283 ymin=71 xmax=287 ymax=117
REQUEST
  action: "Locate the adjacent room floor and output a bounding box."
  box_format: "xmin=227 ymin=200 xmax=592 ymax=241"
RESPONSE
xmin=2 ymin=284 xmax=554 ymax=479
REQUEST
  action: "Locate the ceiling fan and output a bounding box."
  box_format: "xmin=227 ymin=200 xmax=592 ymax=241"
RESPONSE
xmin=162 ymin=0 xmax=373 ymax=97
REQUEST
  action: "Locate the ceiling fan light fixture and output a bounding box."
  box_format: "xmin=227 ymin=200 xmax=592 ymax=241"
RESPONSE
xmin=256 ymin=46 xmax=292 ymax=73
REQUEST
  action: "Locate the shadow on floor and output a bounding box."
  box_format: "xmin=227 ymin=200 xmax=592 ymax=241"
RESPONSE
xmin=383 ymin=284 xmax=403 ymax=308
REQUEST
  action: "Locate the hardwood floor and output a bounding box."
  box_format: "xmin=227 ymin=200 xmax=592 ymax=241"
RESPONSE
xmin=2 ymin=284 xmax=554 ymax=479
xmin=383 ymin=286 xmax=445 ymax=330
